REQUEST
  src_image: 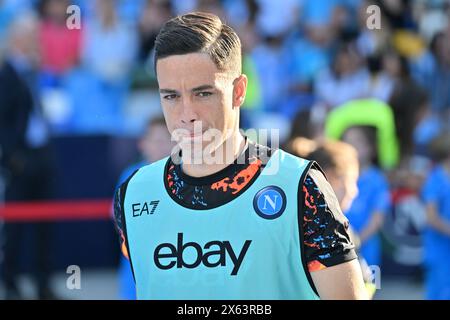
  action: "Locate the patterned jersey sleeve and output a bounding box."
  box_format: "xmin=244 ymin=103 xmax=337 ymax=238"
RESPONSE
xmin=302 ymin=168 xmax=357 ymax=272
xmin=113 ymin=168 xmax=141 ymax=260
xmin=113 ymin=184 xmax=130 ymax=259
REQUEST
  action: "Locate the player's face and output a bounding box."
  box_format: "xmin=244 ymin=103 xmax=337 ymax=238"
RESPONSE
xmin=156 ymin=53 xmax=246 ymax=156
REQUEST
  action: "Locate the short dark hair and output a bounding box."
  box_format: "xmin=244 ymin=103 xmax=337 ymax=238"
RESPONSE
xmin=307 ymin=140 xmax=359 ymax=178
xmin=154 ymin=12 xmax=242 ymax=76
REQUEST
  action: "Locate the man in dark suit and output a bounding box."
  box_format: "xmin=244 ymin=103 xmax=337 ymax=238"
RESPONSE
xmin=0 ymin=13 xmax=56 ymax=300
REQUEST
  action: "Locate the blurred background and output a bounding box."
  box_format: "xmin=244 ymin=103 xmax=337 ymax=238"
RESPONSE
xmin=0 ymin=0 xmax=449 ymax=300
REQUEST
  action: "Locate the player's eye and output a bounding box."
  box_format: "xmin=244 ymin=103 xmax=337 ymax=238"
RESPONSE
xmin=196 ymin=91 xmax=212 ymax=98
xmin=163 ymin=94 xmax=178 ymax=100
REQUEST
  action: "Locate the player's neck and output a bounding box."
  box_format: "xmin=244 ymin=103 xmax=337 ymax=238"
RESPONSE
xmin=181 ymin=133 xmax=246 ymax=178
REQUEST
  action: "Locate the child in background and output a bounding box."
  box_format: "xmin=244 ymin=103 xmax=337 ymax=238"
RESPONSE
xmin=114 ymin=116 xmax=174 ymax=300
xmin=341 ymin=126 xmax=391 ymax=269
xmin=421 ymin=132 xmax=450 ymax=300
xmin=306 ymin=140 xmax=377 ymax=298
xmin=306 ymin=141 xmax=359 ymax=214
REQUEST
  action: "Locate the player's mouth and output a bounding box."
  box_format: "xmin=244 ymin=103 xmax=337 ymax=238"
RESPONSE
xmin=182 ymin=131 xmax=206 ymax=141
xmin=189 ymin=132 xmax=203 ymax=137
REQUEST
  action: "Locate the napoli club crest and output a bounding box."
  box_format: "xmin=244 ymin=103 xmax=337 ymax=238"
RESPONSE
xmin=253 ymin=186 xmax=287 ymax=219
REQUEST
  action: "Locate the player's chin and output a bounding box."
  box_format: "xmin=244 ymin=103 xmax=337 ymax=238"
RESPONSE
xmin=181 ymin=139 xmax=224 ymax=156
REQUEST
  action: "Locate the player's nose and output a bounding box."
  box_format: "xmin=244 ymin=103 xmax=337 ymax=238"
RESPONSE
xmin=180 ymin=98 xmax=199 ymax=124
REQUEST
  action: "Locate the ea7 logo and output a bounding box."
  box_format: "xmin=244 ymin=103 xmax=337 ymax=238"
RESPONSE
xmin=132 ymin=201 xmax=160 ymax=217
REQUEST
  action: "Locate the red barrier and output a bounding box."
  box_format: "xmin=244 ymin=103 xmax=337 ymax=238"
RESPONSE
xmin=0 ymin=199 xmax=113 ymax=222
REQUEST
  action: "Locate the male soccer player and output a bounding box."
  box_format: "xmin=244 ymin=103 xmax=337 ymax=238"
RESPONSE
xmin=114 ymin=12 xmax=367 ymax=300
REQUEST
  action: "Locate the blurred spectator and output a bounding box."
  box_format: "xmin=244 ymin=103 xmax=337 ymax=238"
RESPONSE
xmin=170 ymin=0 xmax=198 ymax=15
xmin=76 ymin=0 xmax=138 ymax=133
xmin=376 ymin=0 xmax=416 ymax=30
xmin=82 ymin=0 xmax=137 ymax=84
xmin=341 ymin=126 xmax=391 ymax=268
xmin=282 ymin=20 xmax=334 ymax=116
xmin=114 ymin=115 xmax=174 ymax=300
xmin=0 ymin=0 xmax=35 ymax=49
xmin=283 ymin=108 xmax=323 ymax=158
xmin=325 ymin=99 xmax=400 ymax=169
xmin=137 ymin=0 xmax=172 ymax=63
xmin=222 ymin=0 xmax=259 ymax=29
xmin=421 ymin=131 xmax=450 ymax=300
xmin=356 ymin=0 xmax=392 ymax=57
xmin=254 ymin=0 xmax=300 ymax=38
xmin=287 ymin=110 xmax=315 ymax=142
xmin=237 ymin=18 xmax=262 ymax=128
xmin=411 ymin=31 xmax=450 ymax=116
xmin=304 ymin=140 xmax=378 ymax=298
xmin=365 ymin=48 xmax=420 ymax=104
xmin=306 ymin=140 xmax=359 ymax=214
xmin=250 ymin=35 xmax=289 ymax=113
xmin=286 ymin=109 xmax=325 ymax=144
xmin=115 ymin=0 xmax=147 ymax=26
xmin=314 ymin=41 xmax=371 ymax=110
xmin=381 ymin=50 xmax=408 ymax=82
xmin=415 ymin=0 xmax=449 ymax=43
xmin=38 ymin=0 xmax=82 ymax=80
xmin=299 ymin=0 xmax=341 ymax=28
xmin=0 ymin=12 xmax=56 ymax=300
xmin=388 ymin=64 xmax=429 ymax=157
xmin=363 ymin=53 xmax=392 ymax=103
xmin=283 ymin=107 xmax=332 ymax=157
xmin=387 ymin=69 xmax=430 ymax=198
xmin=196 ymin=0 xmax=226 ymax=20
xmin=285 ymin=25 xmax=331 ymax=94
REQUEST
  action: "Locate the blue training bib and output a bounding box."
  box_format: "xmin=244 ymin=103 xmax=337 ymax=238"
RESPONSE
xmin=123 ymin=149 xmax=319 ymax=300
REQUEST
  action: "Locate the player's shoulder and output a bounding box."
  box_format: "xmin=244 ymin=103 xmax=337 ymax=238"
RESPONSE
xmin=251 ymin=139 xmax=311 ymax=165
xmin=127 ymin=156 xmax=170 ymax=184
xmin=115 ymin=157 xmax=169 ymax=199
xmin=276 ymin=148 xmax=314 ymax=173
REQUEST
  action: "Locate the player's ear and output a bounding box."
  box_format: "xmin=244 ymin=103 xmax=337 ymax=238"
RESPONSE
xmin=232 ymin=74 xmax=248 ymax=108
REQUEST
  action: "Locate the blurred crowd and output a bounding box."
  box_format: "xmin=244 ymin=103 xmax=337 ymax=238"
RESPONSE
xmin=1 ymin=0 xmax=450 ymax=300
xmin=1 ymin=0 xmax=449 ymax=136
